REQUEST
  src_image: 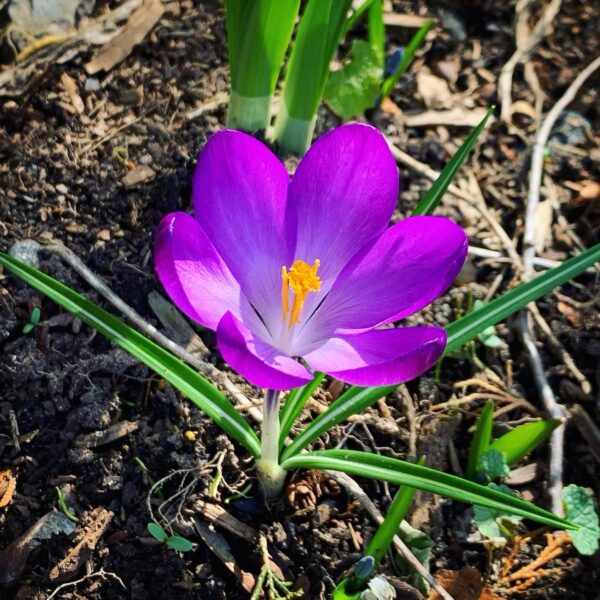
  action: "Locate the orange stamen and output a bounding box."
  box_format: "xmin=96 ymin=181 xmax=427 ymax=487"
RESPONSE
xmin=281 ymin=259 xmax=321 ymax=328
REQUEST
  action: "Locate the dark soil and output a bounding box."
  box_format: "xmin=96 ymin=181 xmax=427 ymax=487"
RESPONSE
xmin=0 ymin=1 xmax=599 ymax=599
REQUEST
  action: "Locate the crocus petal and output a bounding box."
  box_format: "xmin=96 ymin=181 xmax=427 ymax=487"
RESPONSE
xmin=193 ymin=130 xmax=290 ymax=333
xmin=305 ymin=216 xmax=468 ymax=337
xmin=286 ymin=123 xmax=399 ymax=295
xmin=304 ymin=327 xmax=446 ymax=387
xmin=217 ymin=312 xmax=313 ymax=391
xmin=155 ymin=212 xmax=243 ymax=330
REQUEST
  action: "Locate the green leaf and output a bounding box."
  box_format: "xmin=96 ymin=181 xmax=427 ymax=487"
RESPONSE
xmin=477 ymin=449 xmax=510 ymax=481
xmin=563 ymin=484 xmax=600 ymax=555
xmin=490 ymin=419 xmax=561 ymax=467
xmin=395 ymin=521 xmax=434 ymax=596
xmin=411 ymin=106 xmax=494 ymax=217
xmin=279 ymin=372 xmax=325 ymax=451
xmin=281 ymin=449 xmax=576 ymax=530
xmin=22 ymin=322 xmax=34 ymax=334
xmin=167 ymin=535 xmax=195 ymax=552
xmin=30 ymin=306 xmax=41 ymax=325
xmin=341 ymin=0 xmax=377 ymax=37
xmin=225 ymin=0 xmax=300 ymax=130
xmin=147 ymin=522 xmax=167 ymax=542
xmin=473 ymin=483 xmax=522 ymax=543
xmin=273 ymin=0 xmax=353 ymax=153
xmin=445 ymin=242 xmax=600 ymax=354
xmin=280 ymin=384 xmax=396 ymax=461
xmin=467 ymin=400 xmax=494 ymax=480
xmin=380 ymin=19 xmax=435 ymax=98
xmin=367 ymin=0 xmax=384 ymax=61
xmin=324 ymin=40 xmax=382 ymax=120
xmin=332 ymin=580 xmax=361 ymax=600
xmin=0 ymin=253 xmax=261 ymax=458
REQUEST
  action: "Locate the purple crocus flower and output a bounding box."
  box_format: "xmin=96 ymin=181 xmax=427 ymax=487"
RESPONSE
xmin=155 ymin=124 xmax=468 ymax=391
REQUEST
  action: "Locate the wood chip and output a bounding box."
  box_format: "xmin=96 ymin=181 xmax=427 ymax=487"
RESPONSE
xmin=75 ymin=421 xmax=138 ymax=448
xmin=193 ymin=500 xmax=257 ymax=543
xmin=148 ymin=291 xmax=210 ymax=359
xmin=0 ymin=469 xmax=17 ymax=508
xmin=60 ymin=72 xmax=84 ymax=114
xmin=405 ymin=107 xmax=491 ymax=128
xmin=383 ymin=13 xmax=431 ymax=28
xmin=428 ymin=567 xmax=501 ymax=600
xmin=85 ymin=0 xmax=165 ymax=74
xmin=122 ymin=165 xmax=155 ymax=188
xmin=194 ymin=521 xmax=255 ymax=593
xmin=49 ymin=507 xmax=114 ymax=582
xmin=0 ymin=512 xmax=76 ymax=587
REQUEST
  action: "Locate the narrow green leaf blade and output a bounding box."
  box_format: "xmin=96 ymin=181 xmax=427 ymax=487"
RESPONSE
xmin=380 ymin=18 xmax=435 ymax=98
xmin=280 ymin=384 xmax=396 ymax=461
xmin=282 ymin=450 xmax=576 ymax=530
xmin=0 ymin=253 xmax=261 ymax=458
xmin=445 ymin=242 xmax=600 ymax=354
xmin=490 ymin=419 xmax=561 ymax=467
xmin=411 ymin=105 xmax=494 ymax=217
xmin=279 ymin=372 xmax=325 ymax=451
xmin=225 ymin=0 xmax=300 ymax=130
xmin=467 ymin=400 xmax=494 ymax=480
xmin=367 ymin=0 xmax=384 ymax=61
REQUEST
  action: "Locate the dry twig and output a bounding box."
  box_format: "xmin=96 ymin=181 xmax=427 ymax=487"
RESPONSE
xmin=518 ymin=54 xmax=600 ymax=514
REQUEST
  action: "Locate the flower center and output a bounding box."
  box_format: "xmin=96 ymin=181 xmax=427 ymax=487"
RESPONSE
xmin=281 ymin=259 xmax=321 ymax=328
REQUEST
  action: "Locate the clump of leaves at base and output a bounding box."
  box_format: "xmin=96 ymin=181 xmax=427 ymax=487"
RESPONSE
xmin=562 ymin=484 xmax=600 ymax=555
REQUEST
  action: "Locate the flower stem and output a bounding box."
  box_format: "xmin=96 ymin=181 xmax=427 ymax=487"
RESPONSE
xmin=256 ymin=389 xmax=286 ymax=500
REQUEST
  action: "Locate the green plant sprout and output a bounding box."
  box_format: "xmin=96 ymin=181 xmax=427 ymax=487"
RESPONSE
xmin=56 ymin=487 xmax=78 ymax=523
xmin=22 ymin=306 xmax=41 ymax=334
xmin=146 ymin=522 xmax=194 ymax=553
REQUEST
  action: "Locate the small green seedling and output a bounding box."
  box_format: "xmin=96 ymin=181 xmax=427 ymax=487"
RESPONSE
xmin=22 ymin=306 xmax=41 ymax=334
xmin=56 ymin=487 xmax=78 ymax=523
xmin=146 ymin=522 xmax=194 ymax=552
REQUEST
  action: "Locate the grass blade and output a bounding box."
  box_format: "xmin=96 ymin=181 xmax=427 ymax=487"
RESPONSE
xmin=278 ymin=372 xmax=325 ymax=451
xmin=466 ymin=400 xmax=494 ymax=480
xmin=380 ymin=19 xmax=435 ymax=98
xmin=280 ymin=384 xmax=396 ymax=461
xmin=273 ymin=0 xmax=353 ymax=153
xmin=0 ymin=253 xmax=261 ymax=458
xmin=411 ymin=105 xmax=494 ymax=216
xmin=367 ymin=0 xmax=384 ymax=61
xmin=225 ymin=0 xmax=300 ymax=131
xmin=445 ymin=242 xmax=600 ymax=353
xmin=491 ymin=419 xmax=561 ymax=467
xmin=281 ymin=449 xmax=576 ymax=530
xmin=342 ymin=0 xmax=377 ymax=37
